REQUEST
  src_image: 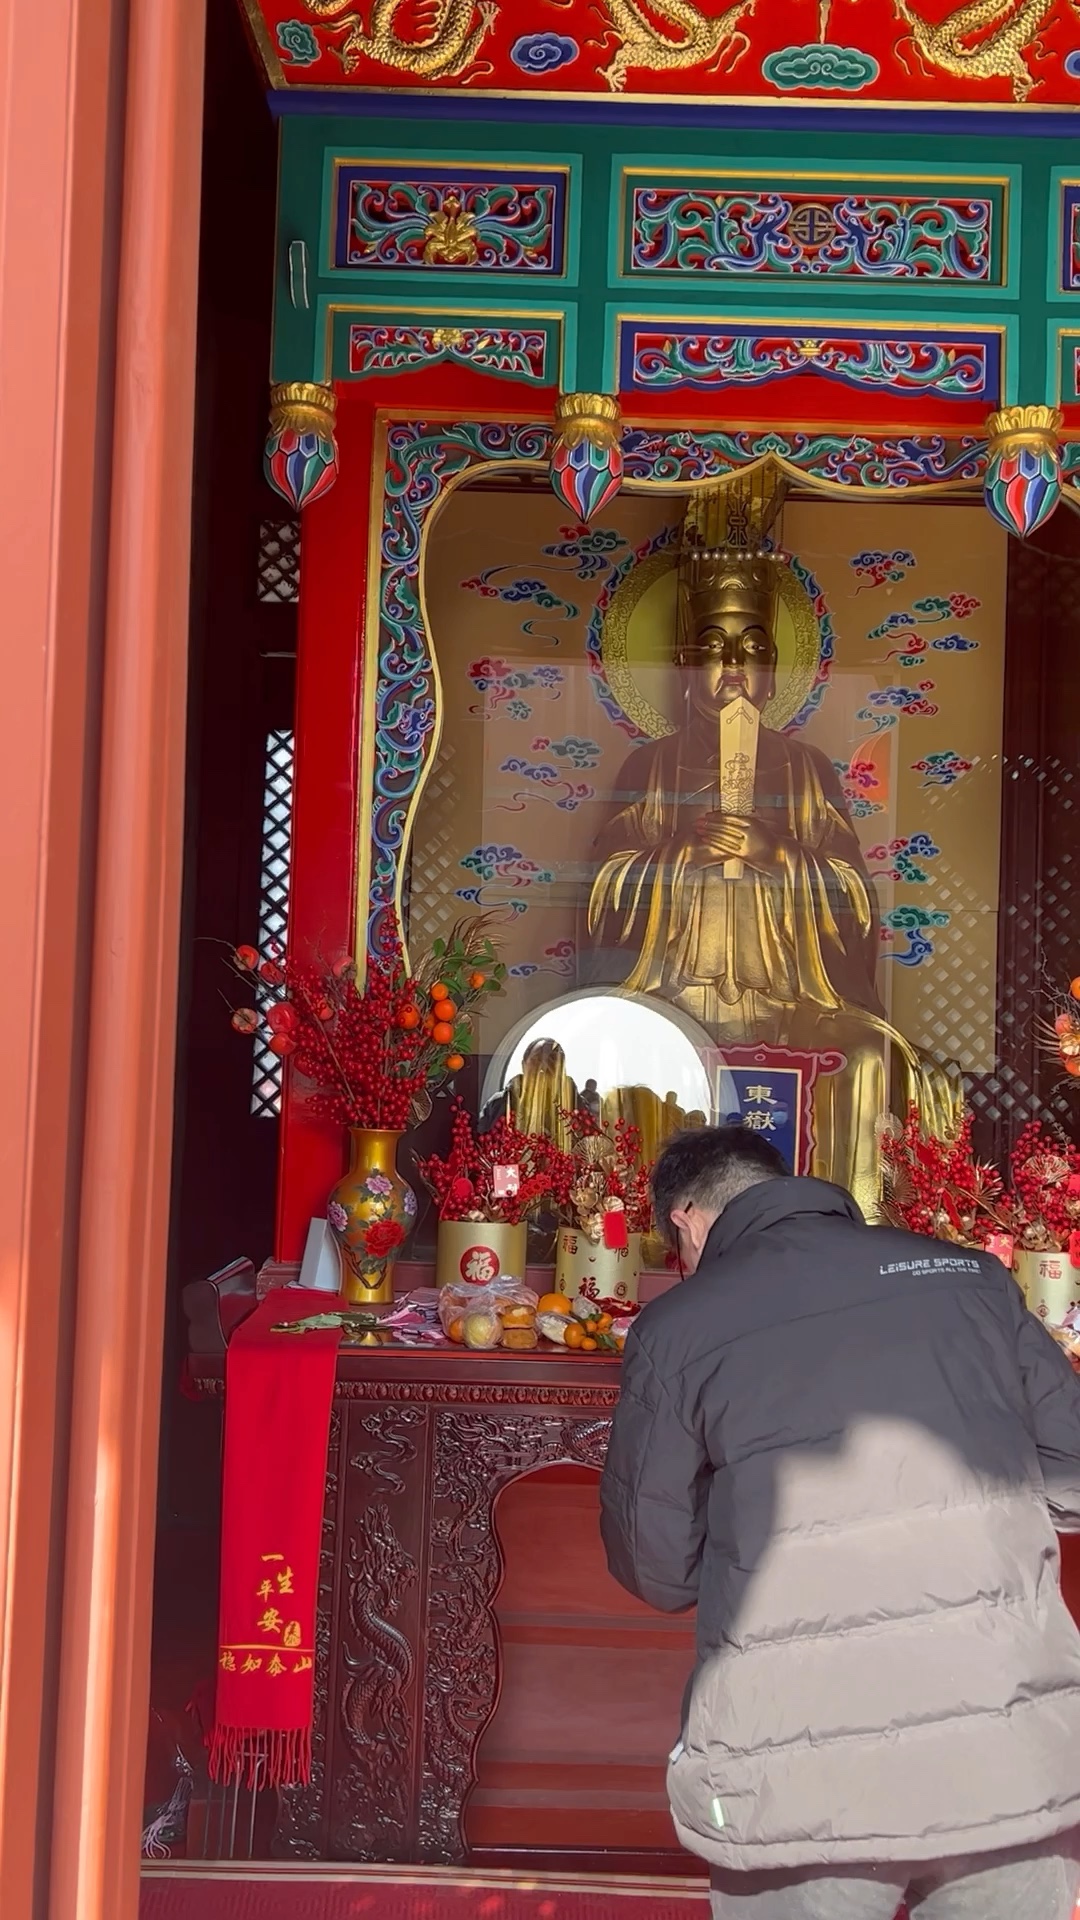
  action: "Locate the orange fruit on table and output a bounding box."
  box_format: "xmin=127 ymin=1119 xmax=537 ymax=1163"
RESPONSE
xmin=445 ymin=1052 xmax=465 ymax=1071
xmin=537 ymin=1291 xmax=573 ymax=1316
xmin=433 ymin=998 xmax=457 ymax=1022
xmin=447 ymin=1316 xmax=465 ymax=1344
xmin=563 ymin=1322 xmax=586 ymax=1350
xmin=429 ymin=981 xmax=448 ymax=1001
xmin=581 ymin=1336 xmax=598 ymax=1353
xmin=597 ymin=1313 xmax=613 ymax=1331
xmin=432 ymin=1021 xmax=455 ymax=1044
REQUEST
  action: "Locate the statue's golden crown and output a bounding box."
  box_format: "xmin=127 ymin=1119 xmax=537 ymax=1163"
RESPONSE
xmin=679 ymin=462 xmax=788 ymax=624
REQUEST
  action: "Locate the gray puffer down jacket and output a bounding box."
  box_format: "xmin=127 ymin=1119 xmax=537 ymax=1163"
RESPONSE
xmin=599 ymin=1177 xmax=1080 ymax=1872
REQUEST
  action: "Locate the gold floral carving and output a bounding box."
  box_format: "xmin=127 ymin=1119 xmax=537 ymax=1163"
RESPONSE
xmin=553 ymin=390 xmax=622 ymax=452
xmin=986 ymin=403 xmax=1064 ymax=453
xmin=421 ymin=194 xmax=479 ymax=266
xmin=268 ymin=380 xmax=337 ymax=438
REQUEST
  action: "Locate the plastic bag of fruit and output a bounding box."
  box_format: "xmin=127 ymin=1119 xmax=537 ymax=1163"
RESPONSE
xmin=535 ymin=1290 xmax=632 ymax=1353
xmin=438 ymin=1276 xmax=539 ymax=1351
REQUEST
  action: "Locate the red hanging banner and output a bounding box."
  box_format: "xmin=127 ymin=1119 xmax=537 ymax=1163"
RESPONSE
xmin=208 ymin=1291 xmax=341 ymax=1786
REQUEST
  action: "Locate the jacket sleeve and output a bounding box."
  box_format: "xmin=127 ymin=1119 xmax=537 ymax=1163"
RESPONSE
xmin=1015 ymin=1303 xmax=1080 ymax=1530
xmin=599 ymin=1329 xmax=709 ymax=1612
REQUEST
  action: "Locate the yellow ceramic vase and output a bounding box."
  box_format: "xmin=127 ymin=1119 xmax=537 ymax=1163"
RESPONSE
xmin=555 ymin=1227 xmax=642 ymax=1306
xmin=326 ymin=1127 xmax=416 ymax=1306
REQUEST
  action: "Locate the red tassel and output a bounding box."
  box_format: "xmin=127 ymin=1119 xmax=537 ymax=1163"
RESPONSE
xmin=208 ymin=1724 xmax=312 ymax=1789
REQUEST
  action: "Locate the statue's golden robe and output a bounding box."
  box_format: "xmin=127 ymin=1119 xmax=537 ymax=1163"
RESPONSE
xmin=587 ymin=727 xmax=959 ymax=1211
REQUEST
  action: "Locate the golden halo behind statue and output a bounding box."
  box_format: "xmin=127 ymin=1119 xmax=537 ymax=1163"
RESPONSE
xmin=601 ymin=543 xmax=823 ymax=738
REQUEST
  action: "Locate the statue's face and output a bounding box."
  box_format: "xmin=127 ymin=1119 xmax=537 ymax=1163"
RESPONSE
xmin=680 ymin=593 xmax=778 ymax=719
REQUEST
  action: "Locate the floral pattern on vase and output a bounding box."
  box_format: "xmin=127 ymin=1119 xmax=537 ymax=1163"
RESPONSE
xmin=327 ymin=1127 xmax=416 ymax=1305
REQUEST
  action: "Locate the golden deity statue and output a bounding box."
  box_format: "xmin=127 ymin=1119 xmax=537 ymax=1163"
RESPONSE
xmin=587 ymin=465 xmax=960 ymax=1212
xmin=503 ymin=1038 xmax=580 ymax=1153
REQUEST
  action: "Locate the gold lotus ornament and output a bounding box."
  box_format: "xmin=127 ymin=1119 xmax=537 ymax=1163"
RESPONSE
xmin=422 ymin=193 xmax=479 ymax=266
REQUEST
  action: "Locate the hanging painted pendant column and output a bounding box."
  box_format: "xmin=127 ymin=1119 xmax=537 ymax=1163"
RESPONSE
xmin=264 ymin=381 xmax=339 ymax=510
xmin=983 ymin=405 xmax=1063 ymax=539
xmin=550 ymin=392 xmax=623 ymax=524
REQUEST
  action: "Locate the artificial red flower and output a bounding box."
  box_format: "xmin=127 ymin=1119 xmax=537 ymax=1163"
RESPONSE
xmin=364 ymin=1219 xmax=405 ymax=1258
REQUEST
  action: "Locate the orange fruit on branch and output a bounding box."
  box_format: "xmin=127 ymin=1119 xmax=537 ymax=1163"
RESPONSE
xmin=445 ymin=1052 xmax=465 ymax=1071
xmin=429 ymin=981 xmax=448 ymax=1001
xmin=398 ymin=1005 xmax=420 ymax=1029
xmin=433 ymin=998 xmax=457 ymax=1022
xmin=468 ymin=971 xmax=487 ymax=990
xmin=432 ymin=1021 xmax=454 ymax=1044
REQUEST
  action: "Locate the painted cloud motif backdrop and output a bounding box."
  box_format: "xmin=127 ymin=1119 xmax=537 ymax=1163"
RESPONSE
xmin=412 ymin=488 xmax=1006 ymax=1076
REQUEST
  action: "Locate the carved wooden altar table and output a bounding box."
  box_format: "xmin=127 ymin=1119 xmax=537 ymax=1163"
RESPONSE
xmin=192 ymin=1346 xmax=693 ymax=1869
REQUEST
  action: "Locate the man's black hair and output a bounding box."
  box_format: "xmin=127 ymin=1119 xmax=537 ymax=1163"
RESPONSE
xmin=652 ymin=1124 xmax=789 ymax=1245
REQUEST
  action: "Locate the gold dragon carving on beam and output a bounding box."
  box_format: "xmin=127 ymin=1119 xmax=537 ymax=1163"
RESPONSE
xmin=299 ymin=0 xmax=757 ymax=90
xmin=297 ymin=0 xmax=1078 ymax=101
xmin=300 ymin=0 xmax=500 ymax=81
xmin=588 ymin=0 xmax=757 ymax=92
xmin=893 ymin=0 xmax=1080 ymax=103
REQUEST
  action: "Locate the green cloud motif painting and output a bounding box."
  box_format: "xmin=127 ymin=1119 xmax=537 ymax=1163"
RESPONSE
xmin=762 ymin=43 xmax=879 ymax=92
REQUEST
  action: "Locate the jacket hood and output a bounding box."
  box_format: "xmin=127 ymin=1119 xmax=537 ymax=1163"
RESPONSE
xmin=701 ymin=1175 xmax=863 ymax=1265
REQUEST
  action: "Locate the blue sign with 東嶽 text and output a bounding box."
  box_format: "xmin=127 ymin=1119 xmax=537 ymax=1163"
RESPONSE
xmin=720 ymin=1066 xmax=803 ymax=1177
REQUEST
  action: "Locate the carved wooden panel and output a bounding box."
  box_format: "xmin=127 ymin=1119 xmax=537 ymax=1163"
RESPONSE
xmin=329 ymin=1404 xmax=430 ymax=1860
xmin=266 ymin=1365 xmax=621 ymax=1864
xmin=418 ymin=1410 xmax=611 ymax=1864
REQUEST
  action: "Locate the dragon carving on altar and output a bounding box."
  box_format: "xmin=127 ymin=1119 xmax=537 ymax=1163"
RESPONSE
xmin=893 ymin=0 xmax=1080 ymax=102
xmin=299 ymin=0 xmax=757 ymax=89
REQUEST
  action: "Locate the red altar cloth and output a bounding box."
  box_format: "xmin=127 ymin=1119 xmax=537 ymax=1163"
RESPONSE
xmin=208 ymin=1289 xmax=341 ymax=1786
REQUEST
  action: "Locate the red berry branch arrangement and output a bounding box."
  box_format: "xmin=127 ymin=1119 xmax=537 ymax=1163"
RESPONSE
xmin=416 ymin=1104 xmax=554 ymax=1226
xmin=1010 ymin=1121 xmax=1080 ymax=1252
xmin=224 ymin=916 xmax=505 ymax=1130
xmin=880 ymin=1107 xmax=1080 ymax=1255
xmin=545 ymin=1107 xmax=653 ymax=1244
